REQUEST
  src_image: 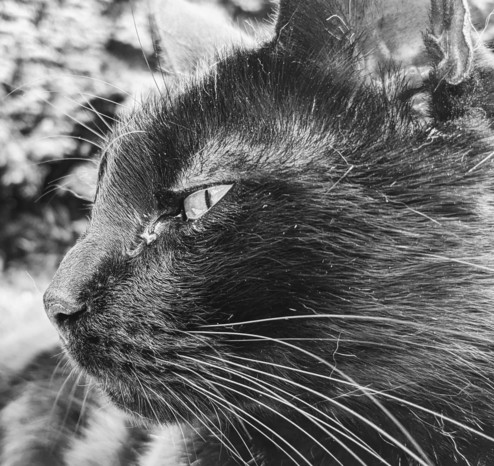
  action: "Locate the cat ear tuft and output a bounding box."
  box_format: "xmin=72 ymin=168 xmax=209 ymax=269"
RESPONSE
xmin=427 ymin=0 xmax=474 ymax=85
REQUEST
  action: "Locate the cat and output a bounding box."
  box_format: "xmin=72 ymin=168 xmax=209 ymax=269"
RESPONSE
xmin=3 ymin=0 xmax=494 ymax=464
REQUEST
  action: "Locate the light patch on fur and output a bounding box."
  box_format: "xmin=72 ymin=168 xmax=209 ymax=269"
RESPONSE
xmin=63 ymin=404 xmax=130 ymax=466
xmin=138 ymin=425 xmax=187 ymax=466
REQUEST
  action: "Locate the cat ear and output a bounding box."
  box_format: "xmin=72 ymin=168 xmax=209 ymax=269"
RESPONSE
xmin=427 ymin=0 xmax=474 ymax=85
xmin=274 ymin=0 xmax=434 ymax=84
xmin=151 ymin=0 xmax=255 ymax=76
xmin=274 ymin=0 xmax=475 ymax=85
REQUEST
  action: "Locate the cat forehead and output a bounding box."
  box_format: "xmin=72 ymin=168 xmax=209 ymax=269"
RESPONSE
xmin=171 ymin=125 xmax=336 ymax=189
xmin=100 ymin=63 xmax=351 ymax=192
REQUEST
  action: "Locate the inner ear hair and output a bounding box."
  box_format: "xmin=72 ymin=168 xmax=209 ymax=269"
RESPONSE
xmin=427 ymin=0 xmax=474 ymax=85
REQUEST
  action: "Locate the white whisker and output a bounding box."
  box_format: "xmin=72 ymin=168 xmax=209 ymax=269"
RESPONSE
xmin=191 ymin=329 xmax=433 ymax=466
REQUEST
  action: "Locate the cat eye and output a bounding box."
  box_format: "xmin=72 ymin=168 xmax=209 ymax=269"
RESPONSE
xmin=183 ymin=184 xmax=233 ymax=220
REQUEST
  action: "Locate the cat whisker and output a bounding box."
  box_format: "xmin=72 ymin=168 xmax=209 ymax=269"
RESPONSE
xmin=74 ymin=377 xmax=95 ymax=434
xmin=178 ymin=371 xmax=259 ymax=465
xmin=49 ymin=354 xmax=72 ymax=387
xmin=76 ymin=94 xmax=119 ymax=130
xmin=35 ymin=185 xmax=62 ymax=204
xmin=207 ymin=376 xmax=347 ymax=466
xmin=101 ymin=130 xmax=147 ymax=160
xmin=175 ymin=372 xmax=307 ymax=466
xmin=37 ymin=96 xmax=107 ymax=142
xmin=23 ymin=271 xmax=43 ymax=296
xmin=31 ymin=154 xmax=100 ymax=166
xmin=224 ymin=337 xmax=402 ymax=350
xmin=59 ymin=370 xmax=85 ymax=432
xmin=130 ymin=4 xmax=163 ymax=100
xmin=228 ymin=353 xmax=410 ymax=399
xmin=182 ymin=355 xmax=376 ymax=466
xmin=200 ymin=314 xmax=494 ymax=344
xmin=358 ymin=387 xmax=494 ymax=445
xmin=326 ymin=165 xmax=354 ymax=193
xmin=78 ymin=92 xmax=128 ymax=109
xmin=52 ymin=92 xmax=120 ymax=131
xmin=181 ymin=365 xmax=262 ymax=466
xmin=201 ymin=354 xmax=392 ymax=463
xmin=46 ymin=184 xmax=93 ymax=202
xmin=173 ymin=332 xmax=494 ymax=443
xmin=228 ymin=340 xmax=494 ymax=447
xmin=131 ymin=371 xmax=164 ymax=426
xmin=3 ymin=73 xmax=132 ymax=100
xmin=206 ymin=353 xmax=401 ymax=465
xmin=146 ymin=373 xmax=248 ymax=465
xmin=191 ymin=329 xmax=433 ymax=466
xmin=172 ymin=391 xmax=247 ymax=465
xmin=35 ymin=173 xmax=84 ymax=202
xmin=48 ymin=362 xmax=80 ymax=432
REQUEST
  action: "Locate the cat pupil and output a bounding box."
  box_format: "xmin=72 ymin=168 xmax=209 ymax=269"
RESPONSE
xmin=205 ymin=189 xmax=212 ymax=209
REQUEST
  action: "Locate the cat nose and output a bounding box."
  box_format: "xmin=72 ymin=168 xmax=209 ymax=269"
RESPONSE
xmin=44 ymin=287 xmax=88 ymax=336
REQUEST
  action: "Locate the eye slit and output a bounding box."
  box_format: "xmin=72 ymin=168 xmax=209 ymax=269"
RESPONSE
xmin=183 ymin=184 xmax=233 ymax=221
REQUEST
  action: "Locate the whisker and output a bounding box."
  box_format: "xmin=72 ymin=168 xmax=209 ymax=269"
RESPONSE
xmin=24 ymin=271 xmax=43 ymax=295
xmin=45 ymin=184 xmax=93 ymax=202
xmin=174 ymin=369 xmax=261 ymax=466
xmin=182 ymin=355 xmax=375 ymax=466
xmin=74 ymin=377 xmax=94 ymax=433
xmin=129 ymin=3 xmax=163 ymax=99
xmin=175 ymin=373 xmax=306 ymax=466
xmin=38 ymin=96 xmax=107 ymax=142
xmin=171 ymin=390 xmax=247 ymax=464
xmin=201 ymin=314 xmax=494 ymax=344
xmin=207 ymin=376 xmax=346 ymax=466
xmin=31 ymin=154 xmax=100 ymax=166
xmin=78 ymin=94 xmax=118 ymax=129
xmin=59 ymin=369 xmax=85 ymax=433
xmin=191 ymin=329 xmax=433 ymax=466
xmin=359 ymin=387 xmax=494 ymax=444
xmin=145 ymin=375 xmax=247 ymax=465
xmin=48 ymin=363 xmax=78 ymax=429
xmin=186 ymin=353 xmax=391 ymax=465
xmin=101 ymin=130 xmax=147 ymax=159
xmin=228 ymin=353 xmax=410 ymax=400
xmin=2 ymin=74 xmax=132 ymax=101
xmin=78 ymin=92 xmax=128 ymax=108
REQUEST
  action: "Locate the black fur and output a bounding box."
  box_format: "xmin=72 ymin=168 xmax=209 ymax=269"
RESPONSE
xmin=26 ymin=0 xmax=494 ymax=464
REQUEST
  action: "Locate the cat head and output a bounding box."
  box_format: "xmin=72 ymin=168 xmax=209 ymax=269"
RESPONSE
xmin=44 ymin=0 xmax=494 ymax=463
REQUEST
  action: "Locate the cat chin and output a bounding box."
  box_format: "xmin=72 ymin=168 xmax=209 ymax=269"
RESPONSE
xmin=97 ymin=375 xmax=225 ymax=427
xmin=61 ymin=343 xmax=230 ymax=425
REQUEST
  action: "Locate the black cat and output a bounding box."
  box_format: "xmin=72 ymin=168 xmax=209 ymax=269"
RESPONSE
xmin=4 ymin=0 xmax=494 ymax=464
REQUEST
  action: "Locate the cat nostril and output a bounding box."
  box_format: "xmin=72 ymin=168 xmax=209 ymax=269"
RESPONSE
xmin=44 ymin=290 xmax=88 ymax=333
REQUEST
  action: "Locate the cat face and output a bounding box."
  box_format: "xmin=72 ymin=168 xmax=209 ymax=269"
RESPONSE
xmin=44 ymin=0 xmax=494 ymax=463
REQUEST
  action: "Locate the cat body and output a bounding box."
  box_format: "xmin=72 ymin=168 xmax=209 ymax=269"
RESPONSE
xmin=4 ymin=0 xmax=494 ymax=465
